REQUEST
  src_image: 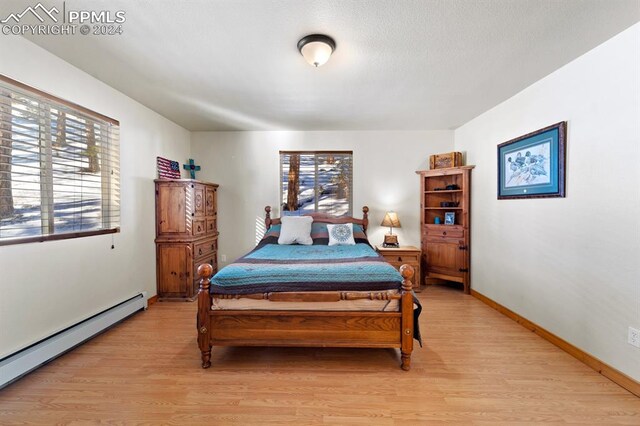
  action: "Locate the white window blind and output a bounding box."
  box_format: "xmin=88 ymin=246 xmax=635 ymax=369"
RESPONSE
xmin=280 ymin=151 xmax=352 ymax=217
xmin=0 ymin=75 xmax=120 ymax=245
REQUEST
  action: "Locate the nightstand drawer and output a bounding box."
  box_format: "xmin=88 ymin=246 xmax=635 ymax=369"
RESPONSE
xmin=387 ymin=254 xmax=420 ymax=263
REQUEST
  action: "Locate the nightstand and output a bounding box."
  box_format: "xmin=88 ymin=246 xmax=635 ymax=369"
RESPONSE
xmin=375 ymin=245 xmax=422 ymax=291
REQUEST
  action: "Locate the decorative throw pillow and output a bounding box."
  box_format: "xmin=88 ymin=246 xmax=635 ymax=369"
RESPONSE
xmin=311 ymin=222 xmax=367 ymax=244
xmin=278 ymin=216 xmax=313 ymax=245
xmin=327 ymin=223 xmax=356 ymax=246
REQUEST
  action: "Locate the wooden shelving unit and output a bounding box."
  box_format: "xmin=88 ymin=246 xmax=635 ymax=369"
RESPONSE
xmin=416 ymin=166 xmax=474 ymax=294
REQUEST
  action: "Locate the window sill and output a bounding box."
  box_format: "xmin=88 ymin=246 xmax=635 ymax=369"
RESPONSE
xmin=0 ymin=228 xmax=120 ymax=247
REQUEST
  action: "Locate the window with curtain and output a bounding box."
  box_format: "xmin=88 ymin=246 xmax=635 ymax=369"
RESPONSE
xmin=0 ymin=75 xmax=120 ymax=245
xmin=280 ymin=151 xmax=352 ymax=217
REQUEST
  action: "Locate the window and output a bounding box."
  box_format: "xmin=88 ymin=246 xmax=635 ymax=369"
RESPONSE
xmin=280 ymin=151 xmax=352 ymax=217
xmin=0 ymin=75 xmax=120 ymax=245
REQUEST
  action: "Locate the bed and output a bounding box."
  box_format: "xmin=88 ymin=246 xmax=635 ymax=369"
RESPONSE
xmin=196 ymin=206 xmax=419 ymax=370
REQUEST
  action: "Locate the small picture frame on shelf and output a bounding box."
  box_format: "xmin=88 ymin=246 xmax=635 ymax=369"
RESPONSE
xmin=444 ymin=212 xmax=455 ymax=225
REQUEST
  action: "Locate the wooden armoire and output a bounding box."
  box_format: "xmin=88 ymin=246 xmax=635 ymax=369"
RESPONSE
xmin=416 ymin=166 xmax=474 ymax=294
xmin=155 ymin=179 xmax=219 ymax=301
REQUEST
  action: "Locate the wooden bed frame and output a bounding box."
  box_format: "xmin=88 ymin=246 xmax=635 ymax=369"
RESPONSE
xmin=196 ymin=206 xmax=415 ymax=370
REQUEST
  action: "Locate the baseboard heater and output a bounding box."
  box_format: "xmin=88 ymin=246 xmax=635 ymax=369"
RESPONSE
xmin=0 ymin=292 xmax=147 ymax=389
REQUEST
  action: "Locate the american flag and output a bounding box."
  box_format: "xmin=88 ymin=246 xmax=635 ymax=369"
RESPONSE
xmin=157 ymin=157 xmax=181 ymax=179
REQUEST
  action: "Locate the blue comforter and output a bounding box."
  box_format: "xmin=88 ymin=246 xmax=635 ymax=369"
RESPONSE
xmin=210 ymin=243 xmax=403 ymax=294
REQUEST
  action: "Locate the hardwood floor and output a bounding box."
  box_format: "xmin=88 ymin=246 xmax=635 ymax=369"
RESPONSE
xmin=1 ymin=285 xmax=638 ymax=425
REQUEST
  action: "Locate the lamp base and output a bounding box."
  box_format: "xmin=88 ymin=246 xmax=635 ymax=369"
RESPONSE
xmin=382 ymin=234 xmax=399 ymax=248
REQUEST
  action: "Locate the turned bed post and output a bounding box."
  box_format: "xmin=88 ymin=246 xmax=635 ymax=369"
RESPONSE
xmin=399 ymin=264 xmax=414 ymax=371
xmin=265 ymin=205 xmax=272 ymax=229
xmin=362 ymin=206 xmax=369 ymax=233
xmin=197 ymin=264 xmax=214 ymax=368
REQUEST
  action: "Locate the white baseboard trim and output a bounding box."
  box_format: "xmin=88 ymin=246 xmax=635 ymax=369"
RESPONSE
xmin=0 ymin=292 xmax=147 ymax=389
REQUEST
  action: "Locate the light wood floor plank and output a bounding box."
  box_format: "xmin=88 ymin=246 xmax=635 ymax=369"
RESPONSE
xmin=0 ymin=285 xmax=638 ymax=425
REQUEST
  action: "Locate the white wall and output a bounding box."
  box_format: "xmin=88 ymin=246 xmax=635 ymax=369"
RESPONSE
xmin=0 ymin=37 xmax=191 ymax=358
xmin=454 ymin=24 xmax=640 ymax=380
xmin=191 ymin=131 xmax=453 ymax=263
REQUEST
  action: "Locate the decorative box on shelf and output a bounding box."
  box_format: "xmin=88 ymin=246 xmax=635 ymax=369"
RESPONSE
xmin=429 ymin=151 xmax=463 ymax=169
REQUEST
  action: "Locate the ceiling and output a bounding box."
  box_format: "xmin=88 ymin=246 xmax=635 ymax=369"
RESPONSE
xmin=5 ymin=0 xmax=640 ymax=131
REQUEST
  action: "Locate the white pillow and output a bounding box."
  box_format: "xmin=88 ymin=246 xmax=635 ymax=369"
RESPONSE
xmin=327 ymin=223 xmax=356 ymax=246
xmin=278 ymin=216 xmax=313 ymax=245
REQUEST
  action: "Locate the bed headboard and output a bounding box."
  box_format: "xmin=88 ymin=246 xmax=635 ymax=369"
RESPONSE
xmin=264 ymin=206 xmax=369 ymax=234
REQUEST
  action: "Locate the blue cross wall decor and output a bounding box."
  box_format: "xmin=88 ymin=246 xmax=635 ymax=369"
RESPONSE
xmin=183 ymin=158 xmax=201 ymax=179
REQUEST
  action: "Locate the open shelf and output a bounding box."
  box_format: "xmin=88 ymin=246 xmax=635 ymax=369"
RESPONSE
xmin=425 ymin=207 xmax=462 ymax=210
xmin=424 ymin=190 xmax=463 ymax=194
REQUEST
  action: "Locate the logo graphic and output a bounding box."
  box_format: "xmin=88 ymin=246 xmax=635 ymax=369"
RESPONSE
xmin=2 ymin=2 xmax=125 ymax=36
xmin=1 ymin=3 xmax=59 ymax=23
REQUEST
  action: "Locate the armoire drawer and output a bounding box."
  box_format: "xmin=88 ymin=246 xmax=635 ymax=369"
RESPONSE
xmin=194 ymin=238 xmax=217 ymax=259
xmin=193 ymin=219 xmax=206 ymax=236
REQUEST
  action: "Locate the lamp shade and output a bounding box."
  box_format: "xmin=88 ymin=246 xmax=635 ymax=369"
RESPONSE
xmin=381 ymin=211 xmax=401 ymax=228
xmin=297 ymin=34 xmax=336 ymax=67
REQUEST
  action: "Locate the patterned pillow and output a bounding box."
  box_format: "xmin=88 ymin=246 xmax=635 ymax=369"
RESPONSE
xmin=312 ymin=222 xmax=366 ymax=243
xmin=327 ymin=223 xmax=356 ymax=246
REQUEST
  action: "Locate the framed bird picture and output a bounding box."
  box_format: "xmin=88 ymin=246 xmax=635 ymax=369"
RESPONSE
xmin=497 ymin=121 xmax=567 ymax=199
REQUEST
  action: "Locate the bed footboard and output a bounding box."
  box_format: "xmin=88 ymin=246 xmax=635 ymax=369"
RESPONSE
xmin=196 ymin=263 xmax=415 ymax=370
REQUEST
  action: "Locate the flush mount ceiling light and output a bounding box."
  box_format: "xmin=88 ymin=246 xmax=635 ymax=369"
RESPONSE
xmin=297 ymin=34 xmax=336 ymax=67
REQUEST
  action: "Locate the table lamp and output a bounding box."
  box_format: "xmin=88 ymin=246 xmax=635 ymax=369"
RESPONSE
xmin=381 ymin=211 xmax=401 ymax=247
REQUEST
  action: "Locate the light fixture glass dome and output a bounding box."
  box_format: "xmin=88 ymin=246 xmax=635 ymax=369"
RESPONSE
xmin=297 ymin=34 xmax=336 ymax=67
